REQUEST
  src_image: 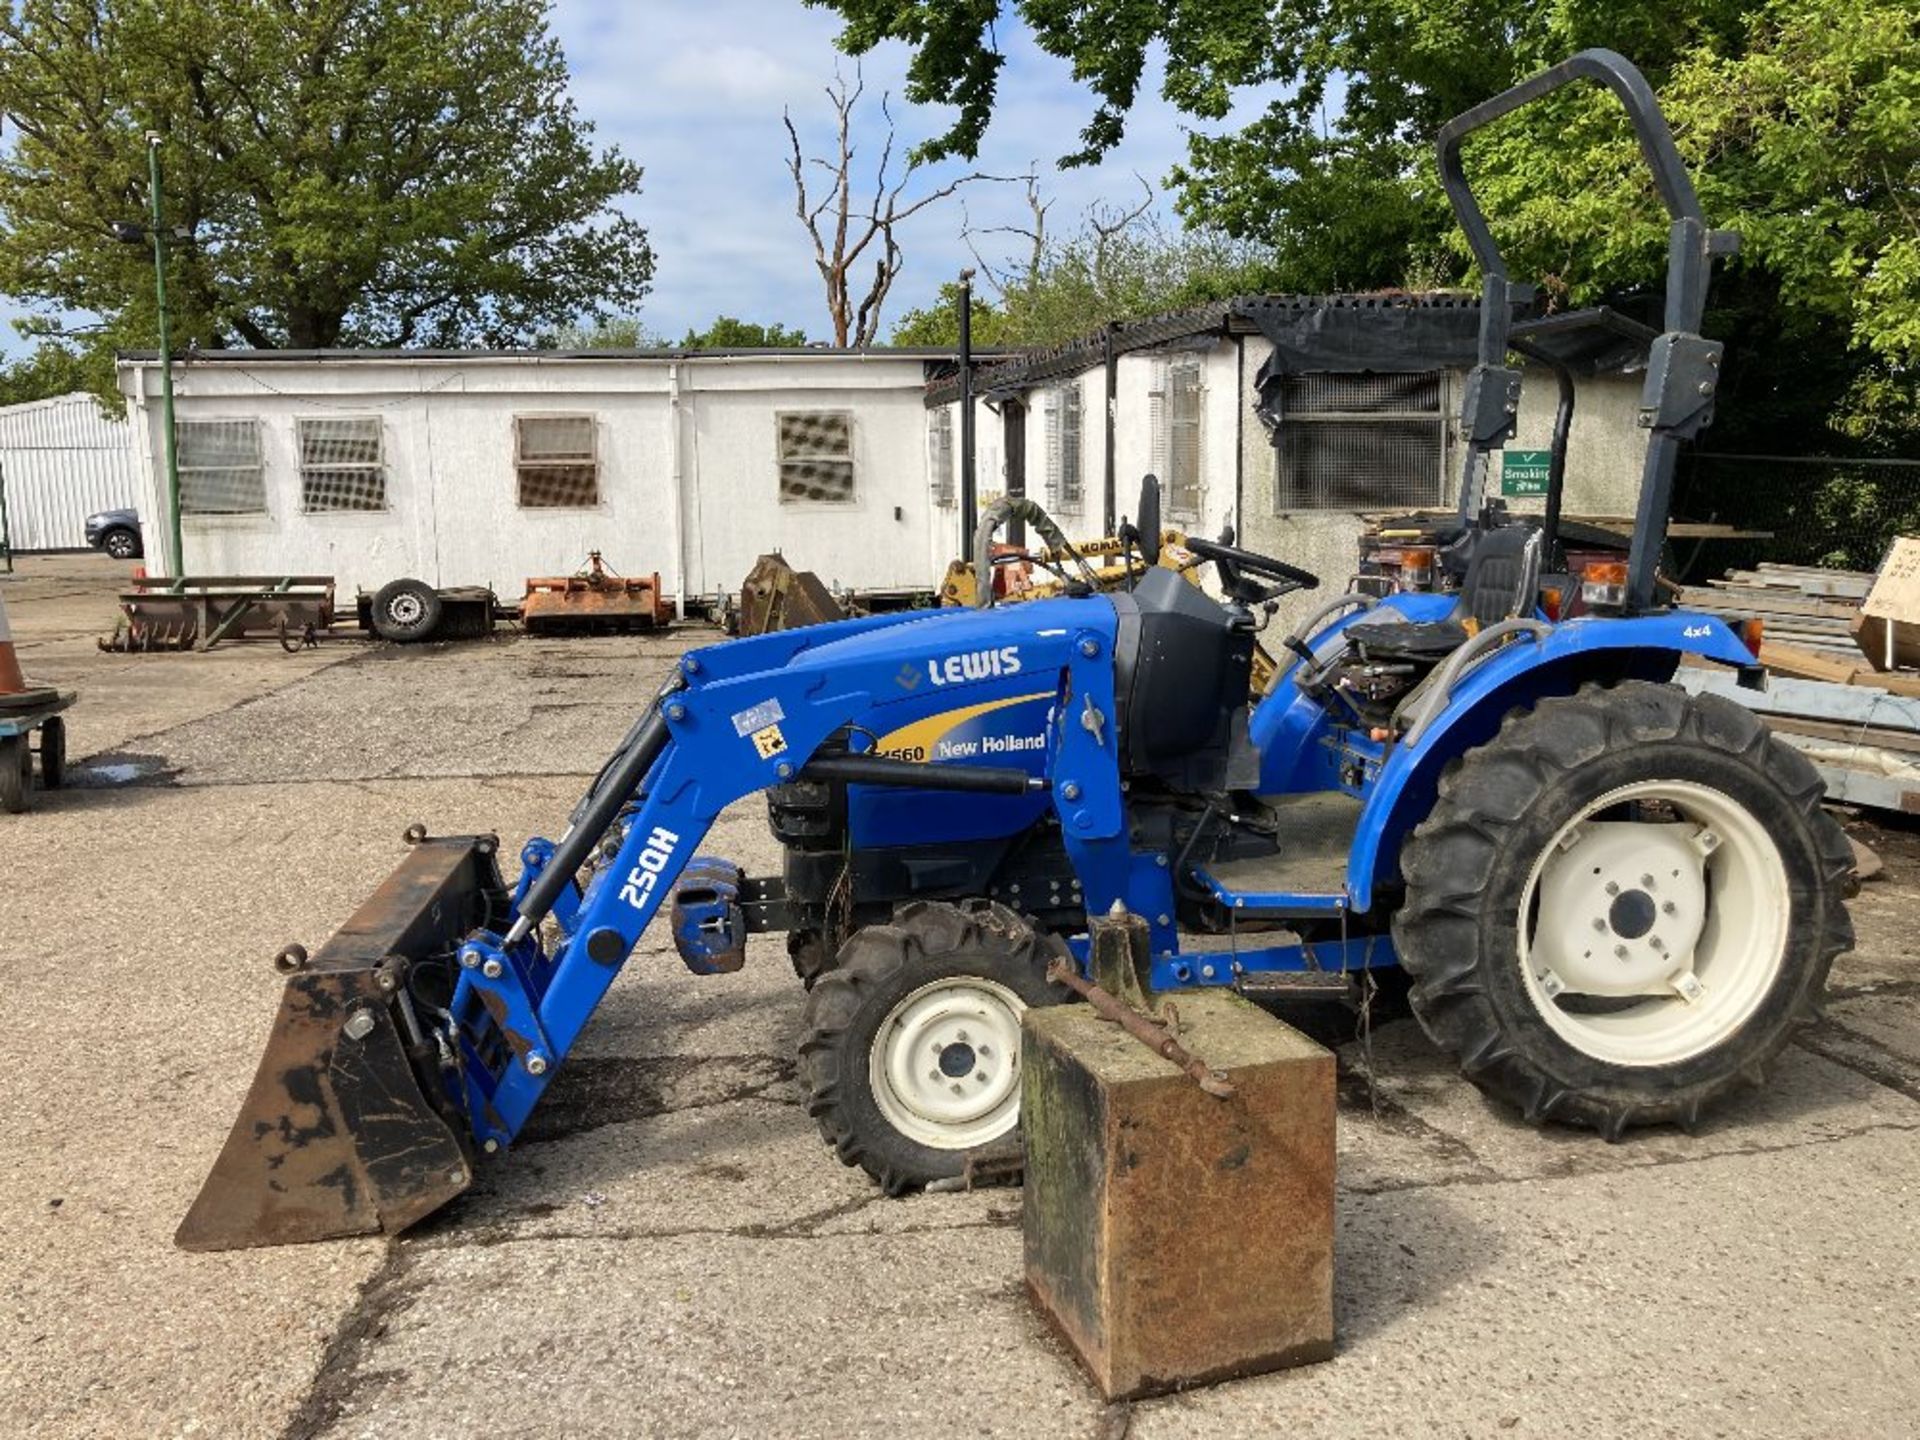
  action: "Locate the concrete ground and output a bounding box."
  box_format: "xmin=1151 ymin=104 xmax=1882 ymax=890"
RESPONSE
xmin=4 ymin=551 xmax=1918 ymax=1440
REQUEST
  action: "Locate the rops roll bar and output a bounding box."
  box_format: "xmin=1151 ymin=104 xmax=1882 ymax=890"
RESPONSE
xmin=1437 ymin=49 xmax=1741 ymax=613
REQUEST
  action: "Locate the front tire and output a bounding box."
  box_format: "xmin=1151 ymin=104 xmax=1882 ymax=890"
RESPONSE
xmin=100 ymin=527 xmax=141 ymax=560
xmin=800 ymin=901 xmax=1067 ymax=1192
xmin=1395 ymin=681 xmax=1853 ymax=1137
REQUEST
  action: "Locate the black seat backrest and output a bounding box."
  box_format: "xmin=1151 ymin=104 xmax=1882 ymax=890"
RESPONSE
xmin=1454 ymin=525 xmax=1541 ymax=628
xmin=1114 ymin=567 xmax=1254 ymax=791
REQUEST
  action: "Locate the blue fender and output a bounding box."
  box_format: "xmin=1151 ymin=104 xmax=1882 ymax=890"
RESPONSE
xmin=1343 ymin=608 xmax=1761 ymax=912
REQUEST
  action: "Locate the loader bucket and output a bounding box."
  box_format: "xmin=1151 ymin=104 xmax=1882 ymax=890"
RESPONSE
xmin=176 ymin=834 xmax=510 ymax=1251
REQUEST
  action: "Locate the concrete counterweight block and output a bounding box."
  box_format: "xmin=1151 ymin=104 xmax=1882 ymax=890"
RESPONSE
xmin=1022 ymin=991 xmax=1335 ymax=1399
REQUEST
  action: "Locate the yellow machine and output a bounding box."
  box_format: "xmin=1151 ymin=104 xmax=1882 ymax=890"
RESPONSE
xmin=938 ymin=527 xmax=1277 ymax=692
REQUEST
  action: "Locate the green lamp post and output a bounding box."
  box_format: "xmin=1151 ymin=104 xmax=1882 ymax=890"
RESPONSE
xmin=112 ymin=131 xmax=184 ymax=576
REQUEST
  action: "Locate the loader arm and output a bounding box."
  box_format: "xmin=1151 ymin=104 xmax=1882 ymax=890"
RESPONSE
xmin=180 ymin=598 xmax=1123 ymax=1249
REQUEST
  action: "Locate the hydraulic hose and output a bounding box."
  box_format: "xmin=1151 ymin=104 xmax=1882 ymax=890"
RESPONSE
xmin=800 ymin=753 xmax=1038 ymax=794
xmin=509 ymin=705 xmax=672 ymax=940
xmin=972 ymin=496 xmax=1093 ymax=606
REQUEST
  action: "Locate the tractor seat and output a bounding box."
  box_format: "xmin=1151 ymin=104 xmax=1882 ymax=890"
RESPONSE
xmin=1343 ymin=526 xmax=1542 ymax=664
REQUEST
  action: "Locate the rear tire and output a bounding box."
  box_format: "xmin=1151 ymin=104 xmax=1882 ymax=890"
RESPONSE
xmin=369 ymin=578 xmax=443 ymax=642
xmin=0 ymin=735 xmax=30 ymax=813
xmin=800 ymin=900 xmax=1068 ymax=1192
xmin=1395 ymin=680 xmax=1854 ymax=1136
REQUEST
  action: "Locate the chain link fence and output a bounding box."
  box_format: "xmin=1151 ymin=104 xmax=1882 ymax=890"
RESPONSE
xmin=1671 ymin=452 xmax=1920 ymax=581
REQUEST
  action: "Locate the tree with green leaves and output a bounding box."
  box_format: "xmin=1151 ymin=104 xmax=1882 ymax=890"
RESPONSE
xmin=0 ymin=0 xmax=652 ymax=362
xmin=820 ymin=0 xmax=1916 ymax=452
xmin=681 ymin=317 xmax=809 ymax=348
xmin=540 ymin=317 xmax=657 ymax=350
xmin=814 ymin=0 xmax=1753 ymax=291
xmin=0 ymin=343 xmax=98 ymax=409
xmin=892 ymin=206 xmax=1278 ymax=346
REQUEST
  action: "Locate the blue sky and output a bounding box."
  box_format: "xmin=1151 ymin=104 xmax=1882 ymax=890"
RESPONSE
xmin=0 ymin=1 xmax=1284 ymax=354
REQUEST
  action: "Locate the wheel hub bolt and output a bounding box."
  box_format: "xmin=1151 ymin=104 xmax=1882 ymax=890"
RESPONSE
xmin=1614 ymin=944 xmax=1630 ymax=959
xmin=1663 ymin=901 xmax=1678 ymax=916
xmin=1605 ymin=881 xmax=1621 ymax=896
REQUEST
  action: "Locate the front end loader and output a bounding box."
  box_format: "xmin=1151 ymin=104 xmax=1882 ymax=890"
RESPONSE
xmin=180 ymin=50 xmax=1855 ymax=1250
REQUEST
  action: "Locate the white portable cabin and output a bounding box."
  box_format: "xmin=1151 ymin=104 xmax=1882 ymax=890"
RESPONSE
xmin=0 ymin=392 xmax=141 ymax=551
xmin=115 ymin=347 xmax=984 ymax=602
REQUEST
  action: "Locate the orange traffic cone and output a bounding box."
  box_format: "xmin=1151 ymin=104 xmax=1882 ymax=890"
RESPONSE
xmin=0 ymin=589 xmax=49 ymax=701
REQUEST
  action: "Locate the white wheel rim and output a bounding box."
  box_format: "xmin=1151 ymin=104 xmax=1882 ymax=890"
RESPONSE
xmin=1518 ymin=779 xmax=1791 ymax=1068
xmin=388 ymin=594 xmax=424 ymax=625
xmin=868 ymin=977 xmax=1026 ymax=1149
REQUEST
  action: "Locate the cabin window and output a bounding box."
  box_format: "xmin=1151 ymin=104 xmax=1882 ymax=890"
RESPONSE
xmin=928 ymin=407 xmax=955 ymax=506
xmin=1150 ymin=359 xmax=1205 ymax=516
xmin=297 ymin=417 xmax=387 ymax=512
xmin=777 ymin=410 xmax=855 ymax=503
xmin=1044 ymin=384 xmax=1083 ymax=512
xmin=176 ymin=419 xmax=267 ymax=515
xmin=515 ymin=415 xmax=600 ymax=508
xmin=1272 ymin=371 xmax=1446 ymax=511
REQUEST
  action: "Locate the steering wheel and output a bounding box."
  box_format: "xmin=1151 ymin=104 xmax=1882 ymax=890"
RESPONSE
xmin=1182 ymin=534 xmax=1321 ymax=603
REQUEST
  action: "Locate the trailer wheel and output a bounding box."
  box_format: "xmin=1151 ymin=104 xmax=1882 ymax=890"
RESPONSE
xmin=0 ymin=735 xmax=30 ymax=813
xmin=369 ymin=578 xmax=443 ymax=642
xmin=1395 ymin=680 xmax=1854 ymax=1137
xmin=37 ymin=716 xmax=65 ymax=789
xmin=800 ymin=901 xmax=1068 ymax=1193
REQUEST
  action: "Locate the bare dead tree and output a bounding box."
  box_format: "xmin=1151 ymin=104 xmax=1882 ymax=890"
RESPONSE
xmin=784 ymin=66 xmax=1009 ymax=346
xmin=1087 ymin=172 xmax=1155 ymax=289
xmin=962 ymin=168 xmax=1050 ymax=303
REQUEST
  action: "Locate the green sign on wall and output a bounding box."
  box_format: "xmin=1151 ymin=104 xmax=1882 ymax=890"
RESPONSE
xmin=1501 ymin=449 xmax=1552 ymax=497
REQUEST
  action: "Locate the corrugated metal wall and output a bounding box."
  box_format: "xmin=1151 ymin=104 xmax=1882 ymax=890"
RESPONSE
xmin=0 ymin=392 xmax=140 ymax=550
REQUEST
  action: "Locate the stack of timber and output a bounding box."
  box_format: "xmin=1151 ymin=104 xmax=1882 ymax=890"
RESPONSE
xmin=1677 ymin=666 xmax=1920 ymax=814
xmin=1679 ymin=562 xmax=1873 ymax=660
xmin=1677 ymin=549 xmax=1920 ymax=813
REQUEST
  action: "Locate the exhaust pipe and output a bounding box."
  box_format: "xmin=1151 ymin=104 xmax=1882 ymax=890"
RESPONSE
xmin=175 ymin=835 xmax=510 ymax=1251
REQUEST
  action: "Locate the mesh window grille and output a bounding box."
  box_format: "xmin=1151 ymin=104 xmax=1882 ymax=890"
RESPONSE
xmin=297 ymin=417 xmax=386 ymax=512
xmin=176 ymin=419 xmax=266 ymax=515
xmin=1045 ymin=385 xmax=1083 ymax=510
xmin=1273 ymin=371 xmax=1445 ymax=511
xmin=515 ymin=415 xmax=599 ymax=508
xmin=928 ymin=407 xmax=955 ymax=506
xmin=778 ymin=410 xmax=855 ymax=503
xmin=1166 ymin=361 xmax=1204 ymax=514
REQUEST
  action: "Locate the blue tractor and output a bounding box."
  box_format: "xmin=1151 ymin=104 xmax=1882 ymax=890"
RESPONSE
xmin=180 ymin=51 xmax=1853 ymax=1250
